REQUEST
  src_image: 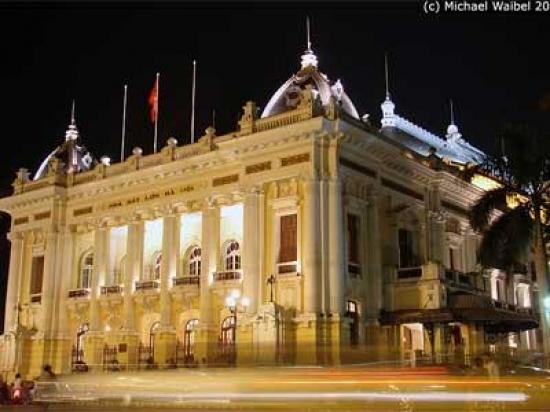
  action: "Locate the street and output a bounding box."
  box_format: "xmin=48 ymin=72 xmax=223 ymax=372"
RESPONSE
xmin=15 ymin=365 xmax=550 ymax=411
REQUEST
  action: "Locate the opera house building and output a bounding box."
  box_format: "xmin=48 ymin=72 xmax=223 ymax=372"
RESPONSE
xmin=0 ymin=45 xmax=539 ymax=378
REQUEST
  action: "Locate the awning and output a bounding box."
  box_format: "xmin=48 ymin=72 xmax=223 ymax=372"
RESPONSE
xmin=380 ymin=307 xmax=538 ymax=332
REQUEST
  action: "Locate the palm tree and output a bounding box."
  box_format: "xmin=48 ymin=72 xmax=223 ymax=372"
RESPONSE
xmin=468 ymin=125 xmax=550 ymax=356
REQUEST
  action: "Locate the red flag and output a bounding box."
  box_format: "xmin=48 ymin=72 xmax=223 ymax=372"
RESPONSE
xmin=148 ymin=78 xmax=158 ymax=123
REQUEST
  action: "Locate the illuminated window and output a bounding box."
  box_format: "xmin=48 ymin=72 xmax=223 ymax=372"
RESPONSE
xmin=151 ymin=252 xmax=162 ymax=280
xmin=184 ymin=319 xmax=199 ymax=356
xmin=224 ymin=241 xmax=241 ymax=271
xmin=221 ymin=316 xmax=236 ymax=348
xmin=188 ymin=247 xmax=202 ymax=277
xmin=79 ymin=252 xmax=93 ymax=289
xmin=346 ymin=300 xmax=359 ymax=346
xmin=346 ymin=300 xmax=357 ymax=314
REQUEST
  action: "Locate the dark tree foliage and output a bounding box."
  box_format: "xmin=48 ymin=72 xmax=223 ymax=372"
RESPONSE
xmin=469 ymin=124 xmax=550 ymax=271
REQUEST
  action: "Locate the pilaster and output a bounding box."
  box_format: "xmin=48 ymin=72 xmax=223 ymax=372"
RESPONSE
xmin=4 ymin=232 xmax=23 ymax=333
xmin=327 ymin=178 xmax=345 ymax=315
xmin=195 ymin=201 xmax=220 ymax=363
xmin=243 ymin=189 xmax=263 ymax=314
xmin=302 ymin=178 xmax=320 ymax=314
xmin=366 ymin=192 xmax=382 ymax=319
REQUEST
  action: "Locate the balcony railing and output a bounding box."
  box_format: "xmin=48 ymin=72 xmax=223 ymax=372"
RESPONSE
xmin=449 ymin=294 xmax=493 ymax=309
xmin=30 ymin=293 xmax=42 ymax=304
xmin=68 ymin=288 xmax=91 ymax=298
xmin=135 ymin=280 xmax=160 ymax=291
xmin=348 ymin=263 xmax=362 ymax=278
xmin=444 ymin=269 xmax=477 ymax=291
xmin=277 ymin=262 xmax=298 ymax=275
xmin=101 ymin=285 xmax=123 ymax=295
xmin=213 ymin=270 xmax=242 ymax=282
xmin=173 ymin=276 xmax=200 ymax=286
xmin=397 ymin=266 xmax=422 ymax=279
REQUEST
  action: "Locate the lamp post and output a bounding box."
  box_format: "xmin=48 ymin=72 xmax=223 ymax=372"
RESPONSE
xmin=224 ymin=290 xmax=249 ymax=364
xmin=267 ymin=274 xmax=276 ymax=303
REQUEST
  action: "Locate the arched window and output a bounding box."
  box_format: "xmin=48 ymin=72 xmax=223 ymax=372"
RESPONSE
xmin=223 ymin=241 xmax=241 ymax=271
xmin=346 ymin=300 xmax=359 ymax=346
xmin=151 ymin=252 xmax=162 ymax=280
xmin=221 ymin=316 xmax=236 ymax=347
xmin=184 ymin=319 xmax=199 ymax=356
xmin=149 ymin=321 xmax=161 ymax=351
xmin=79 ymin=252 xmax=93 ymax=289
xmin=188 ymin=247 xmax=201 ymax=277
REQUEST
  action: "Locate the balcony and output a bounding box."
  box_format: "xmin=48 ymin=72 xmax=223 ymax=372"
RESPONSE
xmin=348 ymin=263 xmax=362 ymax=279
xmin=101 ymin=285 xmax=123 ymax=295
xmin=277 ymin=262 xmax=298 ymax=275
xmin=449 ymin=293 xmax=493 ymax=309
xmin=30 ymin=293 xmax=42 ymax=304
xmin=135 ymin=280 xmax=160 ymax=291
xmin=68 ymin=288 xmax=90 ymax=299
xmin=444 ymin=269 xmax=478 ymax=291
xmin=213 ymin=270 xmax=242 ymax=282
xmin=397 ymin=266 xmax=422 ymax=279
xmin=173 ymin=276 xmax=200 ymax=286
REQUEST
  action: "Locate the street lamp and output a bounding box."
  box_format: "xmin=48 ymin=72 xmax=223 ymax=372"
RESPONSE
xmin=224 ymin=290 xmax=249 ymax=365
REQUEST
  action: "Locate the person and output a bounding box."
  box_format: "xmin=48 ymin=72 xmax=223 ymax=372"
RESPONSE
xmin=11 ymin=373 xmax=23 ymax=404
xmin=483 ymin=353 xmax=500 ymax=380
xmin=469 ymin=357 xmax=484 ymax=375
xmin=0 ymin=375 xmax=9 ymax=405
xmin=39 ymin=365 xmax=56 ymax=381
xmin=13 ymin=373 xmax=22 ymax=390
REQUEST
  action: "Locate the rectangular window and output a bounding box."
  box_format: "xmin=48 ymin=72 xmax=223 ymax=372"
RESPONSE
xmin=449 ymin=248 xmax=455 ymax=270
xmin=30 ymin=256 xmax=44 ymax=295
xmin=279 ymin=214 xmax=297 ymax=263
xmin=398 ymin=229 xmax=415 ymax=268
xmin=347 ymin=214 xmax=360 ymax=264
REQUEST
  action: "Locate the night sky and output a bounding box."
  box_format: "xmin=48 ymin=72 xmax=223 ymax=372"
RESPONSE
xmin=0 ymin=1 xmax=548 ymax=331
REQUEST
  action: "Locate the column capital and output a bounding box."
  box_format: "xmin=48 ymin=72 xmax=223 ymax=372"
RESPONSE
xmin=6 ymin=231 xmax=23 ymax=242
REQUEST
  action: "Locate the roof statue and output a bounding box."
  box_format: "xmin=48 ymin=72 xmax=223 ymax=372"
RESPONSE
xmin=261 ymin=17 xmax=359 ymax=119
xmin=33 ymin=101 xmax=96 ymax=180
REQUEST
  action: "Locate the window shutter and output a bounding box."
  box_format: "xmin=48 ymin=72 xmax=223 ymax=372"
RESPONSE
xmin=279 ymin=214 xmax=297 ymax=263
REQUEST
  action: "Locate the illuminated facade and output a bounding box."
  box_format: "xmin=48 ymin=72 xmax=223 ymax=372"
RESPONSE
xmin=0 ymin=46 xmax=539 ymax=378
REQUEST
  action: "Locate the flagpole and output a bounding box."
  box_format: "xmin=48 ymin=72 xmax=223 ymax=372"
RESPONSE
xmin=154 ymin=72 xmax=160 ymax=153
xmin=121 ymin=84 xmax=128 ymax=162
xmin=191 ymin=60 xmax=197 ymax=144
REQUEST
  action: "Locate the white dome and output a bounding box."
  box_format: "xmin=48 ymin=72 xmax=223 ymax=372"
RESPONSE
xmin=261 ymin=52 xmax=359 ymax=119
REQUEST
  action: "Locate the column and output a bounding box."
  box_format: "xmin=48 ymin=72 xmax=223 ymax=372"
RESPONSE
xmin=123 ymin=219 xmax=142 ymax=331
xmin=195 ymin=202 xmax=220 ymax=364
xmin=243 ymin=190 xmax=261 ymax=314
xmin=302 ymin=178 xmax=321 ymax=314
xmin=118 ymin=218 xmax=142 ymax=370
xmin=84 ymin=226 xmax=108 ymax=370
xmin=160 ymin=213 xmax=178 ymax=327
xmin=296 ymin=178 xmax=321 ymax=365
xmin=365 ymin=192 xmax=384 ymax=358
xmin=52 ymin=227 xmax=76 ymax=373
xmin=89 ymin=226 xmax=108 ymax=332
xmin=41 ymin=230 xmax=60 ymax=336
xmin=4 ymin=232 xmax=24 ymax=333
xmin=367 ymin=193 xmax=383 ymax=315
xmin=155 ymin=213 xmax=179 ymax=367
xmin=328 ymin=177 xmax=345 ymax=315
xmin=41 ymin=229 xmax=62 ymax=372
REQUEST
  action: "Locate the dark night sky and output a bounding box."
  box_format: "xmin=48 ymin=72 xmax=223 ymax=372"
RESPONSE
xmin=0 ymin=1 xmax=548 ymax=330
